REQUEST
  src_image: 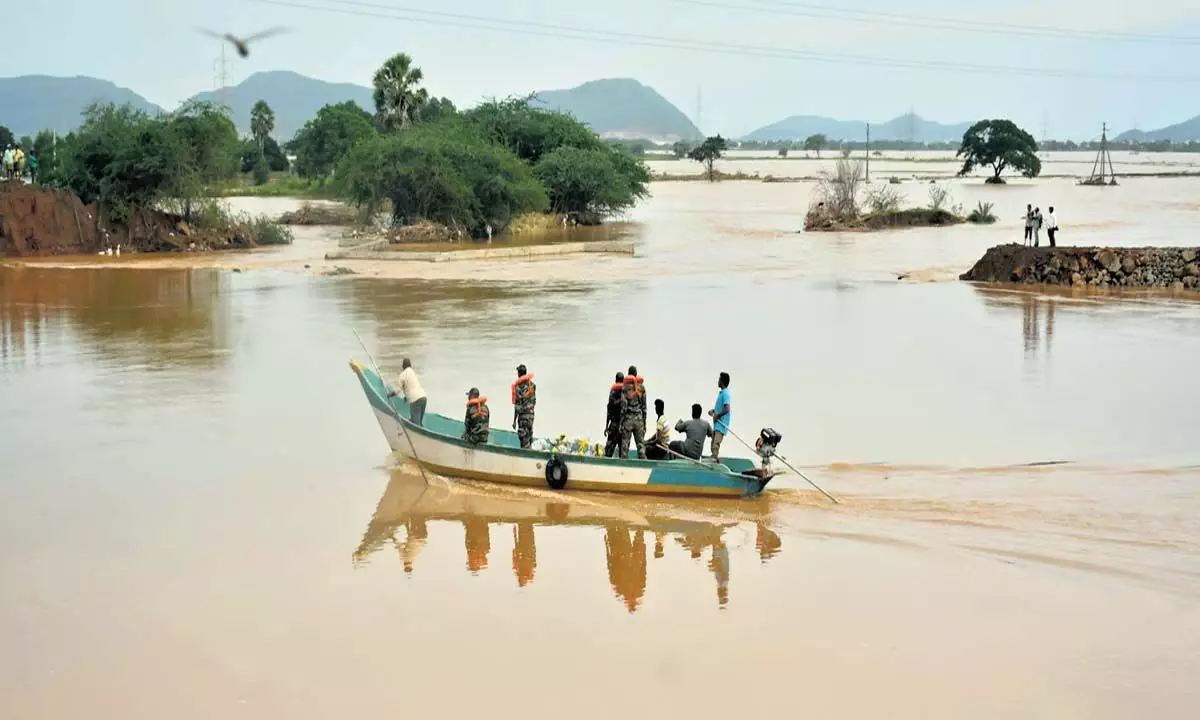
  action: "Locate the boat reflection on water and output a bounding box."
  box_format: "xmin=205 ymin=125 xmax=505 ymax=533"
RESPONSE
xmin=354 ymin=471 xmax=784 ymax=612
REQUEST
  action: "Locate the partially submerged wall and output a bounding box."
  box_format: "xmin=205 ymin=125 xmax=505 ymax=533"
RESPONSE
xmin=961 ymin=244 xmax=1200 ymax=289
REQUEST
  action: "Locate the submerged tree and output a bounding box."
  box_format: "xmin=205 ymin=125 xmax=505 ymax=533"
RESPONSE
xmin=535 ymin=144 xmax=650 ymax=223
xmin=956 ymin=119 xmax=1041 ymax=184
xmin=803 ymin=133 xmax=828 ymax=157
xmin=687 ymin=135 xmax=728 ymax=181
xmin=372 ymin=53 xmax=429 ymax=132
xmin=334 ymin=119 xmax=547 ymax=237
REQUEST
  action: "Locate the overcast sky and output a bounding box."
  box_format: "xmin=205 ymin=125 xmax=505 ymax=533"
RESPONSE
xmin=3 ymin=0 xmax=1198 ymax=139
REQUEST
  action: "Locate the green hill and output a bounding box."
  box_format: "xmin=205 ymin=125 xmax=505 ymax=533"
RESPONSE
xmin=1116 ymin=115 xmax=1200 ymax=143
xmin=533 ymin=78 xmax=701 ymax=142
xmin=0 ymin=75 xmax=164 ymax=137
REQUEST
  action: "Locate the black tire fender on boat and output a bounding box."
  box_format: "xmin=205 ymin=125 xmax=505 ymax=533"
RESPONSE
xmin=545 ymin=457 xmax=569 ymax=490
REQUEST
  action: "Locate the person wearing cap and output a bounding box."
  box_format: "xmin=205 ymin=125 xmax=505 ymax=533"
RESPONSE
xmin=463 ymin=387 xmax=491 ymax=445
xmin=511 ymin=363 xmax=536 ymax=448
xmin=388 ymin=357 xmax=427 ymax=426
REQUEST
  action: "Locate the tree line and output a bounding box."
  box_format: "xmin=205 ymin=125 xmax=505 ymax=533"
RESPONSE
xmin=5 ymin=51 xmax=651 ymax=239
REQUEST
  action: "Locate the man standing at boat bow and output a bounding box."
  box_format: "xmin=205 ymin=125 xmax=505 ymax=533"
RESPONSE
xmin=708 ymin=372 xmax=731 ymax=464
xmin=390 ymin=357 xmax=427 ymax=426
xmin=511 ymin=364 xmax=536 ymax=449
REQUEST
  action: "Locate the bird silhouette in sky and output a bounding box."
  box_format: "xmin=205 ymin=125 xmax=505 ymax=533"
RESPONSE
xmin=197 ymin=27 xmax=287 ymax=58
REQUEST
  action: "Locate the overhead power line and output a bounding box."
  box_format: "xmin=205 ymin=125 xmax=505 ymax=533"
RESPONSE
xmin=253 ymin=0 xmax=1200 ymax=83
xmin=678 ymin=0 xmax=1200 ymax=45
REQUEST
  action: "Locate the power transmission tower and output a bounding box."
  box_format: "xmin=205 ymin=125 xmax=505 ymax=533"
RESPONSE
xmin=212 ymin=44 xmax=232 ymax=113
xmin=694 ymin=87 xmax=703 ymax=135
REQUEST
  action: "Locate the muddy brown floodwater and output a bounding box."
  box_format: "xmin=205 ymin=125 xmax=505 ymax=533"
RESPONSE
xmin=2 ymin=179 xmax=1200 ymax=719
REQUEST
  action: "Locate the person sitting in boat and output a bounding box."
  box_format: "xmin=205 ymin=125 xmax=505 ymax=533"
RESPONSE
xmin=463 ymin=388 xmax=490 ymax=445
xmin=642 ymin=398 xmax=669 ymax=460
xmin=389 ymin=357 xmax=427 ymax=426
xmin=671 ymin=404 xmax=713 ymax=461
xmin=603 ymin=372 xmax=625 ymax=458
xmin=511 ymin=364 xmax=536 ymax=449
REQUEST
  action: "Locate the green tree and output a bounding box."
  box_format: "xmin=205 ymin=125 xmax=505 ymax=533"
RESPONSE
xmin=334 ymin=119 xmax=547 ymax=236
xmin=535 ymin=144 xmax=650 ymax=223
xmin=250 ymin=100 xmax=275 ymax=147
xmin=956 ymin=119 xmax=1041 ymax=184
xmin=59 ymin=104 xmax=191 ymax=222
xmin=671 ymin=140 xmax=693 ymax=159
xmin=803 ymin=133 xmax=828 ymax=157
xmin=240 ymin=136 xmax=289 ymax=173
xmin=0 ymin=125 xmax=13 ymax=148
xmin=417 ymin=96 xmax=457 ymax=123
xmin=291 ymin=101 xmax=376 ymax=179
xmin=372 ymin=53 xmax=429 ymax=132
xmin=168 ymin=101 xmax=242 ymax=207
xmin=252 ymin=150 xmax=271 ymax=185
xmin=687 ymin=135 xmax=728 ymax=181
xmin=18 ymin=135 xmax=33 ymax=150
xmin=32 ymin=131 xmax=59 ymax=183
xmin=464 ymin=95 xmax=604 ymax=164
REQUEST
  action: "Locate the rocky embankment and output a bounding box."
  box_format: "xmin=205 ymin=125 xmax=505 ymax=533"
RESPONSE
xmin=961 ymin=244 xmax=1200 ymax=290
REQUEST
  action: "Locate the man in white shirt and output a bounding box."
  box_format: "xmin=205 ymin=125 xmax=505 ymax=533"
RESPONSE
xmin=391 ymin=357 xmax=427 ymax=426
xmin=1046 ymin=206 xmax=1059 ymax=247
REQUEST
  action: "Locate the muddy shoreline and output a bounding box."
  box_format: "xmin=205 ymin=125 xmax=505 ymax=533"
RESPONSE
xmin=962 ymin=244 xmax=1200 ymax=290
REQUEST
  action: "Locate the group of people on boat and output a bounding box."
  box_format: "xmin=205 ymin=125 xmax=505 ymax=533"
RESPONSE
xmin=388 ymin=359 xmax=733 ymax=463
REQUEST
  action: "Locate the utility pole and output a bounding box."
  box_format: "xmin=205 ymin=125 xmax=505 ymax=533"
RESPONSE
xmin=865 ymin=122 xmax=870 ymax=182
xmin=695 ymin=87 xmax=703 ymax=136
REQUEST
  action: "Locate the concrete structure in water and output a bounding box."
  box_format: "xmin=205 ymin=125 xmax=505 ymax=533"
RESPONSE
xmin=961 ymin=244 xmax=1200 ymax=290
xmin=325 ymin=239 xmax=636 ymax=263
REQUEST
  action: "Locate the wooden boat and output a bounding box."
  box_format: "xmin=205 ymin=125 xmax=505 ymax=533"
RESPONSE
xmin=349 ymin=360 xmax=779 ymax=497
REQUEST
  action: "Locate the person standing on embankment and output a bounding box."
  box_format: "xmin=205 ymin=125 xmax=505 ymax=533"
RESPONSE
xmin=1046 ymin=207 xmax=1059 ymax=247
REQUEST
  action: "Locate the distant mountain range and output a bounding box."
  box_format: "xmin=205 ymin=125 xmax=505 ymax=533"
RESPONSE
xmin=0 ymin=75 xmax=163 ymax=137
xmin=533 ymin=78 xmax=702 ymax=142
xmin=186 ymin=71 xmax=375 ymax=140
xmin=1115 ymin=115 xmax=1200 ymax=143
xmin=742 ymin=113 xmax=972 ymax=143
xmin=0 ymin=73 xmax=702 ymax=144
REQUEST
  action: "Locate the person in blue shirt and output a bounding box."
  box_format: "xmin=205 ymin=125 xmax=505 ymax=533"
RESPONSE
xmin=708 ymin=372 xmax=731 ymax=462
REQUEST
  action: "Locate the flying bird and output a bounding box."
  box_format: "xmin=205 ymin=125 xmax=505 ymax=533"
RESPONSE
xmin=197 ymin=27 xmax=287 ymax=58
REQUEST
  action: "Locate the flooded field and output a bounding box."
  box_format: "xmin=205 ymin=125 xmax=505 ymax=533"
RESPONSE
xmin=648 ymin=148 xmax=1200 ymax=180
xmin=2 ymin=180 xmax=1200 ymax=718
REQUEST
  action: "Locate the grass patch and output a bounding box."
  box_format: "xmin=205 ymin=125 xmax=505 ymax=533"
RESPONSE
xmin=278 ymin=202 xmax=365 ymax=226
xmin=210 ymin=172 xmax=333 ymax=199
xmin=508 ymin=212 xmax=567 ymax=235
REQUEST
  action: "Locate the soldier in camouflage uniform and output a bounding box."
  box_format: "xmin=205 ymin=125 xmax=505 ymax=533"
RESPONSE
xmin=618 ymin=365 xmax=647 ymax=458
xmin=603 ymin=371 xmax=625 ymax=458
xmin=462 ymin=387 xmax=491 ymax=445
xmin=511 ymin=364 xmax=537 ymax=449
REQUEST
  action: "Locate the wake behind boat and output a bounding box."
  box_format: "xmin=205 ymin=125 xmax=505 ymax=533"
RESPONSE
xmin=349 ymin=361 xmax=782 ymax=498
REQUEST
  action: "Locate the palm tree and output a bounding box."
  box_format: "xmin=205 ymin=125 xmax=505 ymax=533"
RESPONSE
xmin=250 ymin=100 xmax=275 ymax=147
xmin=372 ymin=53 xmax=429 ymax=132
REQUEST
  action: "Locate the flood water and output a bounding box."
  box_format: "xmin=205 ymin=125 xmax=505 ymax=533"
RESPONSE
xmin=3 ymin=180 xmax=1200 ymax=718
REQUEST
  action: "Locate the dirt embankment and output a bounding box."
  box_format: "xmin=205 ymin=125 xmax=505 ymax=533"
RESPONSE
xmin=0 ymin=182 xmax=100 ymax=256
xmin=1 ymin=183 xmax=262 ymax=257
xmin=805 ymin=207 xmax=964 ymax=232
xmin=961 ymin=244 xmax=1200 ymax=290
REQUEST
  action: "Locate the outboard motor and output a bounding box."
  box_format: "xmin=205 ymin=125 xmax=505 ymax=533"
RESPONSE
xmin=755 ymin=428 xmax=783 ymax=469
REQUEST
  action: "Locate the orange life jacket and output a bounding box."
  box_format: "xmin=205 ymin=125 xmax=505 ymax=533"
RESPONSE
xmin=465 ymin=397 xmax=490 ymax=422
xmin=623 ymin=375 xmax=645 ymax=398
xmin=511 ymin=374 xmax=535 ymax=404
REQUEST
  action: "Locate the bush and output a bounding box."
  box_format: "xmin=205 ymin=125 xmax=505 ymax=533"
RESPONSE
xmin=864 ymin=184 xmax=905 ymax=214
xmin=252 ymin=151 xmax=270 ymax=185
xmin=966 ymin=201 xmax=997 ymax=224
xmin=927 ymin=184 xmax=953 ymax=211
xmin=244 ymin=216 xmax=294 ymax=245
xmin=813 ymin=159 xmax=864 ymax=220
